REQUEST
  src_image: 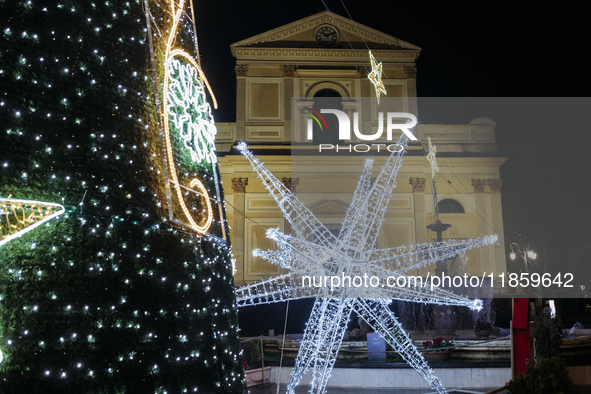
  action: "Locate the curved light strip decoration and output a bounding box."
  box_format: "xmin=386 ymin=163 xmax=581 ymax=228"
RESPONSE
xmin=188 ymin=178 xmax=213 ymax=234
xmin=160 ymin=0 xmax=217 ymax=234
xmin=0 ymin=198 xmax=66 ymax=247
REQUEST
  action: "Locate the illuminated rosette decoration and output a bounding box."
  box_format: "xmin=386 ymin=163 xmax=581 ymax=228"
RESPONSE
xmin=165 ymin=52 xmax=217 ymax=166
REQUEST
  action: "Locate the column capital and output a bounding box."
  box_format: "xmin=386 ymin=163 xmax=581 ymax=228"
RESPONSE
xmin=409 ymin=177 xmax=426 ymax=193
xmin=471 ymin=179 xmax=487 ymax=193
xmin=281 ymin=65 xmax=297 ymax=77
xmin=341 ymin=100 xmax=359 ymax=119
xmin=281 ymin=177 xmax=299 ymax=193
xmin=235 ymin=64 xmax=248 ymax=77
xmin=231 ymin=177 xmax=248 ymax=193
xmin=404 ymin=66 xmax=417 ymax=79
xmin=487 ymin=179 xmax=502 ymax=193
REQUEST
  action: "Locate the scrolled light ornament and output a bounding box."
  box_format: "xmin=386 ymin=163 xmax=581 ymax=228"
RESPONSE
xmin=159 ymin=0 xmax=218 ymax=235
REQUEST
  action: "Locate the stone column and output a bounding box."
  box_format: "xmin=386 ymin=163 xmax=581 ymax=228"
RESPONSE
xmin=472 ymin=179 xmax=492 ymax=273
xmin=282 ymin=65 xmax=296 ymax=142
xmin=280 ymin=178 xmax=298 ymax=241
xmin=409 ymin=177 xmax=427 ymax=243
xmin=488 ymin=179 xmax=506 ymax=280
xmin=294 ymin=99 xmax=314 ymax=143
xmin=231 ymin=177 xmax=248 ymax=283
xmin=404 ymin=66 xmax=419 ymax=124
xmin=235 ymin=65 xmax=248 ymax=141
xmin=410 ymin=178 xmax=427 ymax=277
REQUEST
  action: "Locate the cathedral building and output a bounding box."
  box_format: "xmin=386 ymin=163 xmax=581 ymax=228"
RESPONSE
xmin=214 ymin=11 xmax=507 ymax=289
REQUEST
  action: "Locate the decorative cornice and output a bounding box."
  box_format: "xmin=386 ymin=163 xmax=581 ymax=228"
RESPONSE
xmin=487 ymin=179 xmax=502 ymax=193
xmin=281 ymin=65 xmax=297 ymax=77
xmin=231 ymin=177 xmax=248 ymax=193
xmin=235 ymin=64 xmax=248 ymax=77
xmin=232 ymin=48 xmax=419 ymax=61
xmin=281 ymin=177 xmax=299 ymax=193
xmin=471 ymin=179 xmax=487 ymax=193
xmin=357 ymin=66 xmax=368 ymax=77
xmin=409 ymin=177 xmax=426 ymax=193
xmin=230 ymin=12 xmax=421 ymax=51
xmin=404 ymin=66 xmax=417 ymax=79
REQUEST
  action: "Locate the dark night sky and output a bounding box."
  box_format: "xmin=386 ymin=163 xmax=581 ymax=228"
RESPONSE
xmin=193 ymin=0 xmax=588 ymax=124
xmin=192 ymin=1 xmax=590 ymax=279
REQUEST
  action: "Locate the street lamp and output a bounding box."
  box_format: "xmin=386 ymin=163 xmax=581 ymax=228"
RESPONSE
xmin=509 ymin=241 xmax=537 ymax=272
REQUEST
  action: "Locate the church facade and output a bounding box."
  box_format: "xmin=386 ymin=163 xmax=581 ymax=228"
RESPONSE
xmin=214 ymin=11 xmax=507 ymax=288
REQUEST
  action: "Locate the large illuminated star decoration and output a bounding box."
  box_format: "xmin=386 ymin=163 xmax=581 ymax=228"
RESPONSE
xmin=367 ymin=50 xmax=387 ymax=104
xmin=234 ymin=131 xmax=498 ymax=393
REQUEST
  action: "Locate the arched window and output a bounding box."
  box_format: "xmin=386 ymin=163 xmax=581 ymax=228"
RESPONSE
xmin=312 ymin=89 xmax=342 ymax=144
xmin=437 ymin=199 xmax=465 ymax=213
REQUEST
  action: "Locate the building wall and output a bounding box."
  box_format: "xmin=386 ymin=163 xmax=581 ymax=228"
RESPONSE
xmin=215 ymin=11 xmax=507 ymax=288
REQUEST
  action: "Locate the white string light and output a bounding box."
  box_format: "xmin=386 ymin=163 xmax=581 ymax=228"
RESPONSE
xmin=0 ymin=1 xmax=240 ymax=390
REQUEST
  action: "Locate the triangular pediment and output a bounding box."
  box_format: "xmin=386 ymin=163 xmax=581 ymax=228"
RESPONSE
xmin=231 ymin=11 xmax=420 ymax=51
xmin=308 ymin=199 xmax=350 ymax=214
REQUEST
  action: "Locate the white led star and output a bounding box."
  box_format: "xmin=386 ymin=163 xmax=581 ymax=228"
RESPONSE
xmin=368 ymin=50 xmax=387 ymax=104
xmin=234 ymin=132 xmax=497 ymax=393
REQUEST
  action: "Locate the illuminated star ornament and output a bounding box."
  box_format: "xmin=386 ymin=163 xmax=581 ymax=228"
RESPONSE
xmin=427 ymin=136 xmax=439 ymax=179
xmin=0 ymin=197 xmax=65 ymax=247
xmin=367 ymin=50 xmax=387 ymax=104
xmin=234 ymin=130 xmax=497 ymax=393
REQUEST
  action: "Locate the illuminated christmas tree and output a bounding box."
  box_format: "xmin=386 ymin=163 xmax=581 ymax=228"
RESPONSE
xmin=0 ymin=0 xmax=245 ymax=392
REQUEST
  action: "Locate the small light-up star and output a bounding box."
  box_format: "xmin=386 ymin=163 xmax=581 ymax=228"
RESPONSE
xmin=427 ymin=136 xmax=439 ymax=179
xmin=367 ymin=50 xmax=387 ymax=104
